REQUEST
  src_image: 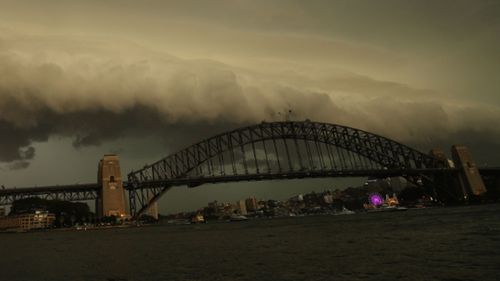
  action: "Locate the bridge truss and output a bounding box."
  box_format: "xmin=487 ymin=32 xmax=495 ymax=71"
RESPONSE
xmin=127 ymin=121 xmax=447 ymax=217
xmin=0 ymin=184 xmax=100 ymax=206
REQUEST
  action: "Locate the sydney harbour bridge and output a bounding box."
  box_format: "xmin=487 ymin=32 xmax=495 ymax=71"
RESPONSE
xmin=1 ymin=121 xmax=499 ymax=218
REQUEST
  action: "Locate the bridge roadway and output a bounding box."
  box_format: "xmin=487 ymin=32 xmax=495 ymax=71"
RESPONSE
xmin=0 ymin=167 xmax=499 ymax=207
xmin=0 ymin=167 xmax=459 ymax=205
xmin=0 ymin=183 xmax=100 ymax=206
xmin=136 ymin=168 xmax=458 ymax=188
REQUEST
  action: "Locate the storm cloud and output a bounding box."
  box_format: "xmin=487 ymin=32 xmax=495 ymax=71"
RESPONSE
xmin=1 ymin=33 xmax=500 ymax=170
xmin=0 ymin=0 xmax=499 ymax=172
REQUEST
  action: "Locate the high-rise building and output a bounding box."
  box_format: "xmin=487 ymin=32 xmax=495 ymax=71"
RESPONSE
xmin=97 ymin=154 xmax=127 ymax=218
xmin=236 ymin=200 xmax=247 ymax=215
xmin=245 ymin=197 xmax=258 ymax=212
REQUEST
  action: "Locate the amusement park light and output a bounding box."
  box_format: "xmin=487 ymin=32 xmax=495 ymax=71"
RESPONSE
xmin=369 ymin=193 xmax=384 ymax=207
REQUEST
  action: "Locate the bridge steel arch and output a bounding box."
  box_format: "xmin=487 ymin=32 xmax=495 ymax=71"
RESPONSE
xmin=127 ymin=121 xmax=447 ymax=217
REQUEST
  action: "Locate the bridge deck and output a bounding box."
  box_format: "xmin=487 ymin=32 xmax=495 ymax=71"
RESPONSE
xmin=0 ymin=183 xmax=100 ymax=196
xmin=127 ymin=168 xmax=460 ymax=189
xmin=0 ymin=183 xmax=101 ymax=206
xmin=0 ymin=167 xmax=498 ymax=207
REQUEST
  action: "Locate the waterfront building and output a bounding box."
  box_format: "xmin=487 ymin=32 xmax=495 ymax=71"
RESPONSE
xmin=323 ymin=194 xmax=334 ymax=204
xmin=0 ymin=211 xmax=55 ymax=231
xmin=332 ymin=189 xmax=343 ymax=200
xmin=207 ymin=201 xmax=219 ymax=212
xmin=303 ymin=192 xmax=321 ymax=207
xmin=257 ymin=200 xmax=267 ymax=210
xmin=223 ymin=202 xmax=235 ymax=215
xmin=289 ymin=194 xmax=304 ymax=202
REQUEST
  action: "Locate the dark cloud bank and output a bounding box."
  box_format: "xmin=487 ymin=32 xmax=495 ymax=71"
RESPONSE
xmin=1 ymin=36 xmax=500 ymax=169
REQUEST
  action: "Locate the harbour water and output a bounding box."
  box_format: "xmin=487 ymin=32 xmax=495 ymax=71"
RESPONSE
xmin=1 ymin=204 xmax=499 ymax=281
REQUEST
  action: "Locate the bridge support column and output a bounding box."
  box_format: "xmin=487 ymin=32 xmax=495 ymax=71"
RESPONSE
xmin=451 ymin=145 xmax=487 ymax=200
xmin=97 ymin=154 xmax=128 ymax=219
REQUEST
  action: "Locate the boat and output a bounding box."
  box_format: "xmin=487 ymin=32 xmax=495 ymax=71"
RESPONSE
xmin=334 ymin=207 xmax=356 ymax=215
xmin=229 ymin=214 xmax=249 ymax=221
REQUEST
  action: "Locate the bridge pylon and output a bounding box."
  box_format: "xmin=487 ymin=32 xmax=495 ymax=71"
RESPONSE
xmin=429 ymin=146 xmax=488 ymax=202
xmin=97 ymin=154 xmax=128 ymax=219
xmin=451 ymin=145 xmax=487 ymax=200
xmin=429 ymin=148 xmax=461 ymax=202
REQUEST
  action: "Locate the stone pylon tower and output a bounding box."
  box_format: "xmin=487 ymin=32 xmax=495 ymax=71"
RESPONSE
xmin=451 ymin=145 xmax=487 ymax=199
xmin=97 ymin=154 xmax=127 ymax=218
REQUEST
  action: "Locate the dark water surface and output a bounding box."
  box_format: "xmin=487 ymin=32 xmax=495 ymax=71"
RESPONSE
xmin=1 ymin=204 xmax=500 ymax=281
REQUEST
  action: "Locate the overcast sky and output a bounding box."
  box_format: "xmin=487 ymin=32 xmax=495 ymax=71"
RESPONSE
xmin=0 ymin=0 xmax=499 ymax=213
